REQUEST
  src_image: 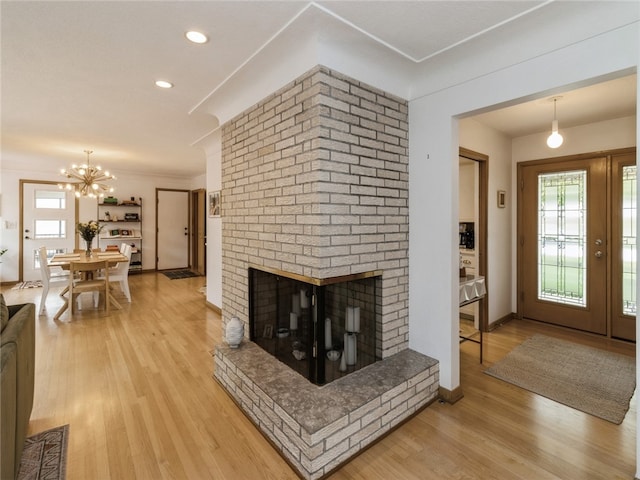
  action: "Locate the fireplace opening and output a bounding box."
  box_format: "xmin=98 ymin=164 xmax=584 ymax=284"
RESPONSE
xmin=249 ymin=266 xmax=381 ymax=385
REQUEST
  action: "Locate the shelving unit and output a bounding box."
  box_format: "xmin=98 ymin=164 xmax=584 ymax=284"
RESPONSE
xmin=97 ymin=197 xmax=143 ymax=273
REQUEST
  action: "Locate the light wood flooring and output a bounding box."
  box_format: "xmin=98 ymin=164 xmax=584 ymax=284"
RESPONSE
xmin=2 ymin=274 xmax=636 ymax=479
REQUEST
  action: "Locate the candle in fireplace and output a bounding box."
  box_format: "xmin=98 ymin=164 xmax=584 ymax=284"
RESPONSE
xmin=325 ymin=317 xmax=332 ymax=349
xmin=291 ymin=293 xmax=301 ymax=315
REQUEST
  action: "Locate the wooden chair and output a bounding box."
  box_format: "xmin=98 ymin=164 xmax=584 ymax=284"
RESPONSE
xmin=37 ymin=246 xmax=71 ymax=315
xmin=54 ymin=260 xmax=115 ymax=320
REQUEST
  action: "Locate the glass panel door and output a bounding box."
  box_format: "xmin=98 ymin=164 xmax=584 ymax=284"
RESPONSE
xmin=621 ymin=165 xmax=636 ymax=316
xmin=611 ymin=152 xmax=637 ymax=340
xmin=537 ymin=171 xmax=587 ymax=307
xmin=519 ymin=156 xmax=607 ymax=334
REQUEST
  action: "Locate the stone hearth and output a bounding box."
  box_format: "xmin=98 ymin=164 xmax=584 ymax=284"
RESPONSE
xmin=214 ymin=342 xmax=438 ymax=480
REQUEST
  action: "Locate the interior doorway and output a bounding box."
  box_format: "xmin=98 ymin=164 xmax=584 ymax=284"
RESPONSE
xmin=517 ymin=148 xmax=636 ymax=340
xmin=190 ymin=189 xmax=206 ymax=276
xmin=459 ymin=147 xmax=488 ymax=333
xmin=156 ymin=189 xmax=189 ymax=270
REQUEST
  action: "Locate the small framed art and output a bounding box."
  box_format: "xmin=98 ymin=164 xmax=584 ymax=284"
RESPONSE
xmin=497 ymin=190 xmax=506 ymax=208
xmin=209 ymin=191 xmax=221 ymax=217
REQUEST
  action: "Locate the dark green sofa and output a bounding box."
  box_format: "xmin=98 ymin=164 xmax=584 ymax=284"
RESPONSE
xmin=1 ymin=294 xmax=35 ymax=480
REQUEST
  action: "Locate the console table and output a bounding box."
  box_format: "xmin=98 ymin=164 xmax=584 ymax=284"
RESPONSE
xmin=459 ymin=274 xmax=486 ymax=363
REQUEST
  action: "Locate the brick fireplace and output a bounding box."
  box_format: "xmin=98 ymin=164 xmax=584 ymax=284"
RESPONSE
xmin=214 ymin=66 xmax=438 ymax=479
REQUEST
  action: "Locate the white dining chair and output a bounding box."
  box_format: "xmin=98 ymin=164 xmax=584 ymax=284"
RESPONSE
xmin=97 ymin=244 xmax=132 ymax=302
xmin=37 ymin=246 xmax=71 ymax=315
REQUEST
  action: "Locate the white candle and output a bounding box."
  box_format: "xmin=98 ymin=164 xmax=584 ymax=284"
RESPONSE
xmin=346 ymin=306 xmax=354 ymax=332
xmin=292 ymin=294 xmax=300 ymax=315
xmin=346 ymin=333 xmax=357 ymax=366
xmin=325 ymin=317 xmax=332 ymax=350
xmin=353 ymin=307 xmax=360 ymax=333
xmin=290 ymin=312 xmax=298 ymax=331
xmin=300 ymin=288 xmax=309 ymax=309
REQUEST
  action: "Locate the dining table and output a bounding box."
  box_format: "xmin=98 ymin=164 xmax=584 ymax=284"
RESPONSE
xmin=50 ymin=251 xmax=128 ymax=319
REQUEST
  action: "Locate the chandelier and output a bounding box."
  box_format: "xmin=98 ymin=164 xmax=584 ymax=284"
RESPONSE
xmin=59 ymin=150 xmax=116 ymax=198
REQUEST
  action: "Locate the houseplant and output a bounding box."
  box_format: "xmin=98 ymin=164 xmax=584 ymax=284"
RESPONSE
xmin=76 ymin=221 xmax=103 ymax=256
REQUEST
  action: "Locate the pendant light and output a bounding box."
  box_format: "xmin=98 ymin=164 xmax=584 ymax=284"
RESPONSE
xmin=59 ymin=150 xmax=116 ymax=198
xmin=546 ymin=97 xmax=563 ymax=149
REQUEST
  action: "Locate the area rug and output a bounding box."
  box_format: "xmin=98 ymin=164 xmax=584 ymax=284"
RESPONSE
xmin=12 ymin=280 xmax=43 ymax=290
xmin=17 ymin=424 xmax=69 ymax=480
xmin=162 ymin=269 xmax=199 ymax=280
xmin=485 ymin=334 xmax=635 ymax=424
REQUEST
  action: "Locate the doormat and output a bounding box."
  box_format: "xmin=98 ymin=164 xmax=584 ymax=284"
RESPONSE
xmin=18 ymin=424 xmax=69 ymax=480
xmin=485 ymin=334 xmax=635 ymax=424
xmin=162 ymin=270 xmax=199 ymax=280
xmin=12 ymin=280 xmax=43 ymax=289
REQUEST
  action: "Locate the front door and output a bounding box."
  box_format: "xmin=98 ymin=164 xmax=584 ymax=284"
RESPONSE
xmin=519 ymin=149 xmax=636 ymax=338
xmin=21 ymin=181 xmax=77 ymax=281
xmin=156 ymin=189 xmax=189 ymax=270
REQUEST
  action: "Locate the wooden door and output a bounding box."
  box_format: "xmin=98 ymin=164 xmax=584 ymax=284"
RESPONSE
xmin=519 ymin=156 xmax=608 ymax=334
xmin=191 ymin=189 xmax=206 ymax=275
xmin=611 ymin=151 xmax=637 ymax=340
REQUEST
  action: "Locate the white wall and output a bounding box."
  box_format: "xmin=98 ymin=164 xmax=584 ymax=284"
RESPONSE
xmin=409 ymin=21 xmax=638 ymax=394
xmin=459 ymin=118 xmax=513 ymax=327
xmin=201 ymin=130 xmax=222 ymax=310
xmin=0 ymin=168 xmax=202 ymax=282
xmin=513 ymin=115 xmax=637 ymax=162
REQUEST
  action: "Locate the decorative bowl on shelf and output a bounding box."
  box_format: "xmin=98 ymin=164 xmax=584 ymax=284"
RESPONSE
xmin=276 ymin=327 xmax=290 ymax=338
xmin=326 ymin=350 xmax=341 ymax=361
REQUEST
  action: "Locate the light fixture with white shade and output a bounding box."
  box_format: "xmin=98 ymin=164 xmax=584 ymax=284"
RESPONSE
xmin=59 ymin=150 xmax=116 ymax=198
xmin=546 ymin=97 xmax=564 ymax=148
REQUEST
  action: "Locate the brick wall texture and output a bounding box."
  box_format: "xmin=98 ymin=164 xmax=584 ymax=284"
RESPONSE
xmin=221 ymin=65 xmax=409 ymax=358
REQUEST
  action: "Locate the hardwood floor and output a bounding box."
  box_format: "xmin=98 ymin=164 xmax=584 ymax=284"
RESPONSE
xmin=2 ymin=275 xmax=636 ymax=479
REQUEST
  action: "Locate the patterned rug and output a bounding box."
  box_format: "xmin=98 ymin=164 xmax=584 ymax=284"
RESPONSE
xmin=18 ymin=424 xmax=69 ymax=480
xmin=12 ymin=280 xmax=43 ymax=290
xmin=485 ymin=335 xmax=636 ymax=424
xmin=162 ymin=269 xmax=199 ymax=280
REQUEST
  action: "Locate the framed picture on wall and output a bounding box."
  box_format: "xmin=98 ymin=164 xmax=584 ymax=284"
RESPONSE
xmin=209 ymin=191 xmax=221 ymax=217
xmin=497 ymin=190 xmax=506 ymax=208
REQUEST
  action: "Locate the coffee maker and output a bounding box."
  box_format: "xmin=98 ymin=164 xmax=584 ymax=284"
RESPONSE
xmin=459 ymin=222 xmax=475 ymax=249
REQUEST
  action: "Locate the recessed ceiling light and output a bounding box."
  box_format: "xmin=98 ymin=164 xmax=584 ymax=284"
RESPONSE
xmin=155 ymin=80 xmax=173 ymax=89
xmin=186 ymin=31 xmax=208 ymax=44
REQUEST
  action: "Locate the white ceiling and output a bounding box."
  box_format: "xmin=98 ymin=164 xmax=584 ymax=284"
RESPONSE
xmin=1 ymin=1 xmax=636 ymax=179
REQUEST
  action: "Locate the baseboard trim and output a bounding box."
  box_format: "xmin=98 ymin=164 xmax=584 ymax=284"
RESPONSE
xmin=206 ymin=301 xmax=222 ymax=315
xmin=439 ymin=385 xmax=464 ymax=404
xmin=488 ymin=312 xmax=516 ymax=332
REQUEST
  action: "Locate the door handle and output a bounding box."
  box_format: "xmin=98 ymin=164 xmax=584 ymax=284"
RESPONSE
xmin=595 ymin=250 xmax=603 ymax=258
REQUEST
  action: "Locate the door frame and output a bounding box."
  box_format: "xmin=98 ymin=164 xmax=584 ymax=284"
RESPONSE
xmin=516 ymin=147 xmax=636 ymax=338
xmin=459 ymin=147 xmax=489 ymax=332
xmin=19 ymin=179 xmax=79 ymax=281
xmin=190 ymin=188 xmax=206 ymax=275
xmin=155 ymin=188 xmax=191 ymax=271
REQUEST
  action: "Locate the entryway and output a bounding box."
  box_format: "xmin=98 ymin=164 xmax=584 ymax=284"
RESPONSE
xmin=517 ymin=148 xmax=636 ymax=340
xmin=20 ymin=181 xmax=77 ymax=281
